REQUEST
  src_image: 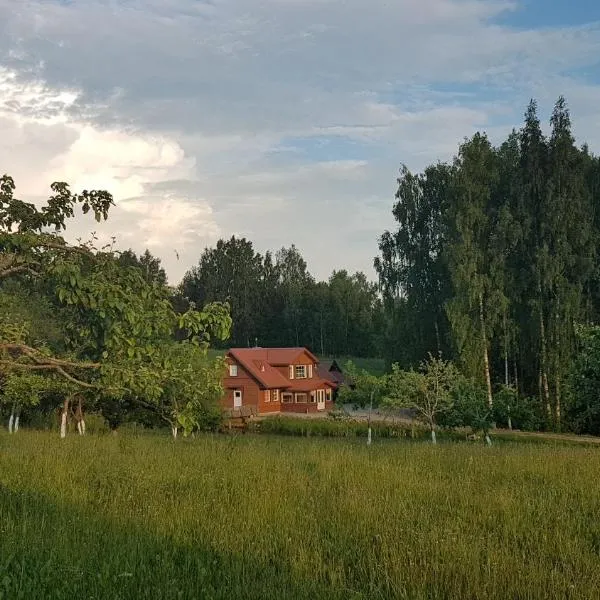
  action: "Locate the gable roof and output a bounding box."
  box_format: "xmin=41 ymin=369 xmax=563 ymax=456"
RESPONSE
xmin=261 ymin=347 xmax=319 ymax=365
xmin=228 ymin=348 xmax=291 ymax=389
xmin=317 ymin=360 xmax=352 ymax=387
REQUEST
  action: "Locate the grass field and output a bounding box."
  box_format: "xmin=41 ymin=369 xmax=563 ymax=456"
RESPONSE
xmin=2 ymin=432 xmax=600 ymax=599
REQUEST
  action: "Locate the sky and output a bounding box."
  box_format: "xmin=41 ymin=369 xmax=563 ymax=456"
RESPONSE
xmin=1 ymin=0 xmax=600 ymax=284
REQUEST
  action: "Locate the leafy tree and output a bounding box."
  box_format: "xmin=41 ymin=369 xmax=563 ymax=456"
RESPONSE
xmin=117 ymin=248 xmax=167 ymax=286
xmin=181 ymin=236 xmax=262 ymax=347
xmin=384 ymin=355 xmax=458 ymax=443
xmin=445 ymin=133 xmax=499 ymax=406
xmin=565 ymin=325 xmax=600 ymax=435
xmin=1 ymin=175 xmax=232 ymax=436
xmin=375 ymin=163 xmax=454 ymax=368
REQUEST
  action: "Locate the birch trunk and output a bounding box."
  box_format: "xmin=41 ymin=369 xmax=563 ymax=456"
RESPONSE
xmin=479 ymin=293 xmax=493 ymax=408
xmin=60 ymin=397 xmax=69 ymax=439
xmin=172 ymin=426 xmax=178 ymax=439
xmin=14 ymin=415 xmax=19 ymax=433
xmin=503 ymin=310 xmax=509 ymax=386
xmin=554 ymin=310 xmax=561 ymax=429
xmin=540 ymin=314 xmax=551 ymax=418
xmin=8 ymin=412 xmax=14 ymax=434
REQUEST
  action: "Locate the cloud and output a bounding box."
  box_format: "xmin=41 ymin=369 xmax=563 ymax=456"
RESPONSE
xmin=1 ymin=0 xmax=600 ymax=282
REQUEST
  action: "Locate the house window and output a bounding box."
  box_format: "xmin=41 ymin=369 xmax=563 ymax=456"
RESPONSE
xmin=229 ymin=364 xmax=238 ymax=377
xmin=272 ymin=389 xmax=279 ymax=402
xmin=295 ymin=393 xmax=308 ymax=403
xmin=282 ymin=393 xmax=293 ymax=404
xmin=295 ymin=365 xmax=307 ymax=379
xmin=310 ymin=392 xmax=316 ymax=403
xmin=265 ymin=390 xmax=270 ymax=402
xmin=326 ymin=389 xmax=332 ymax=402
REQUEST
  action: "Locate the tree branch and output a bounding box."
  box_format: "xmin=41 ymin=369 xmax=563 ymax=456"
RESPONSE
xmin=0 ymin=343 xmax=100 ymax=369
xmin=0 ymin=361 xmax=98 ymax=388
xmin=0 ymin=265 xmax=40 ymax=279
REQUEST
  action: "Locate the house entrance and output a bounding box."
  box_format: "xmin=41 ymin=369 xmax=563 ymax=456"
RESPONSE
xmin=317 ymin=390 xmax=325 ymax=410
xmin=233 ymin=390 xmax=243 ymax=408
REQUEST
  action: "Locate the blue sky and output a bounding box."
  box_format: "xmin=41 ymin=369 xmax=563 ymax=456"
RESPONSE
xmin=1 ymin=0 xmax=600 ymax=283
xmin=499 ymin=0 xmax=600 ymax=28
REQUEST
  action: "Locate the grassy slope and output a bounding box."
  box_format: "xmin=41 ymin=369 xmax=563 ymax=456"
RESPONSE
xmin=2 ymin=432 xmax=600 ymax=599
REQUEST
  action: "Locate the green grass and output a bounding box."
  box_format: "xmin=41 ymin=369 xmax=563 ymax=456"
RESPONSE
xmin=2 ymin=432 xmax=600 ymax=599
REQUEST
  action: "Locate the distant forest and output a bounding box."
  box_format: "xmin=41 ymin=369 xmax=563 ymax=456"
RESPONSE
xmin=6 ymin=95 xmax=600 ymax=435
xmin=181 ymin=97 xmax=600 ymax=426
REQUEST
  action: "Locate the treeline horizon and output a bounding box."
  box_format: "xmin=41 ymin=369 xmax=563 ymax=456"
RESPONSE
xmin=124 ymin=95 xmax=600 ymax=431
xmin=376 ymin=96 xmax=600 ymax=430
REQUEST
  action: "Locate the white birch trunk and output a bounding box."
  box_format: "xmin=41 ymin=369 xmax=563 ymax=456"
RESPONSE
xmin=431 ymin=429 xmax=437 ymax=444
xmin=172 ymin=426 xmax=178 ymax=439
xmin=60 ymin=410 xmax=67 ymax=439
xmin=14 ymin=415 xmax=19 ymax=433
xmin=367 ymin=427 xmax=372 ymax=446
xmin=8 ymin=413 xmax=14 ymax=434
xmin=77 ymin=421 xmax=83 ymax=435
xmin=485 ymin=434 xmax=492 ymax=446
xmin=80 ymin=419 xmax=86 ymax=435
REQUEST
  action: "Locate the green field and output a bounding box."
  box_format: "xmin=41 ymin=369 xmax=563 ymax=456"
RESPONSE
xmin=2 ymin=432 xmax=600 ymax=599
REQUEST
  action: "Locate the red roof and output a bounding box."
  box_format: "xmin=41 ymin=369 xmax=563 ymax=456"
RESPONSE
xmin=226 ymin=347 xmax=326 ymax=390
xmin=228 ymin=348 xmax=290 ymax=389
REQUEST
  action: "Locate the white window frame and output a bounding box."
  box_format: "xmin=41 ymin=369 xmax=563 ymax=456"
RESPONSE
xmin=282 ymin=393 xmax=293 ymax=404
xmin=295 ymin=365 xmax=307 ymax=379
xmin=229 ymin=364 xmax=238 ymax=377
xmin=295 ymin=393 xmax=308 ymax=404
xmin=265 ymin=390 xmax=270 ymax=402
xmin=272 ymin=389 xmax=279 ymax=402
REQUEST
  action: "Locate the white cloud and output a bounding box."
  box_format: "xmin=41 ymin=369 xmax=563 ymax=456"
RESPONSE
xmin=1 ymin=0 xmax=600 ymax=282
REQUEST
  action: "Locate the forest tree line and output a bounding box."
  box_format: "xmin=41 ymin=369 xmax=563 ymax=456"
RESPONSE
xmin=376 ymin=97 xmax=600 ymax=431
xmin=4 ymin=96 xmax=600 ymax=436
xmin=179 ymin=239 xmax=385 ymax=358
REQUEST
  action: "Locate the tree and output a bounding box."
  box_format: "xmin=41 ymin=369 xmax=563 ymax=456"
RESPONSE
xmin=1 ymin=175 xmax=232 ymax=436
xmin=384 ymin=355 xmax=458 ymax=443
xmin=565 ymin=325 xmax=600 ymax=435
xmin=338 ymin=361 xmax=386 ymax=445
xmin=445 ymin=133 xmax=499 ymax=407
xmin=117 ymin=248 xmax=167 ymax=286
xmin=375 ymin=163 xmax=454 ymax=368
xmin=181 ymin=236 xmax=262 ymax=347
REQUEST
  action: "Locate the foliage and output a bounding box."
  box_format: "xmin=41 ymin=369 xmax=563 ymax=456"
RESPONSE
xmin=492 ymin=385 xmax=545 ymax=431
xmin=384 ymin=355 xmax=459 ymax=435
xmin=336 ymin=360 xmax=386 ymax=409
xmin=0 ymin=175 xmax=231 ymax=434
xmin=565 ymin=325 xmax=600 ymax=435
xmin=252 ymin=415 xmax=428 ymax=439
xmin=375 ymin=97 xmax=600 ymax=431
xmin=180 ymin=236 xmax=384 ymax=357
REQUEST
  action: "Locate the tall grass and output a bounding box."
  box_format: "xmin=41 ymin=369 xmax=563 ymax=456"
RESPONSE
xmin=1 ymin=431 xmax=600 ymax=599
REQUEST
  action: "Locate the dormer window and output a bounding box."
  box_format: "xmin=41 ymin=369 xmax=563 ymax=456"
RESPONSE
xmin=295 ymin=365 xmax=307 ymax=379
xmin=229 ymin=364 xmax=238 ymax=377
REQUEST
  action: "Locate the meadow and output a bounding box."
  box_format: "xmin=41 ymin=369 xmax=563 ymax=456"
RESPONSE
xmin=1 ymin=431 xmax=600 ymax=599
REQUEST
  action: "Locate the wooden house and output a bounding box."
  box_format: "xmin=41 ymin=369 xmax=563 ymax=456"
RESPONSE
xmin=222 ymin=347 xmax=336 ymax=415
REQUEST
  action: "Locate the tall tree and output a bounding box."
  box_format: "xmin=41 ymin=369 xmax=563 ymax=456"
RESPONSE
xmin=445 ymin=133 xmax=499 ymax=406
xmin=181 ymin=237 xmax=262 ymax=347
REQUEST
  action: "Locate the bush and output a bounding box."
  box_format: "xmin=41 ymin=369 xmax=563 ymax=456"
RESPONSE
xmin=565 ymin=325 xmax=600 ymax=435
xmin=249 ymin=415 xmax=466 ymax=442
xmin=493 ymin=386 xmax=544 ymax=432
